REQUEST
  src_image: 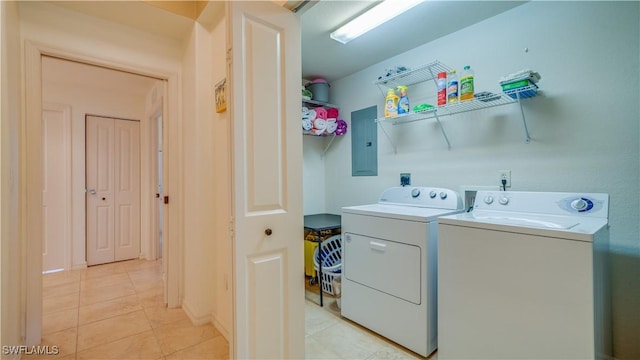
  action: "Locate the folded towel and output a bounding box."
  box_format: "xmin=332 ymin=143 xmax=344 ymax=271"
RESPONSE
xmin=302 ymin=119 xmax=313 ymax=131
xmin=307 ymin=109 xmax=317 ymax=121
xmin=315 ymin=107 xmax=328 ymax=120
xmin=313 ymin=118 xmax=327 ymax=130
xmin=326 ymin=121 xmax=338 ymax=134
xmin=327 ymin=107 xmax=339 ymax=118
xmin=335 ymin=119 xmax=348 ymax=136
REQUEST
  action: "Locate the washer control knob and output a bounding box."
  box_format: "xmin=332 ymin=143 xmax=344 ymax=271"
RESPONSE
xmin=411 ymin=188 xmax=421 ymax=198
xmin=484 ymin=196 xmax=494 ymax=204
xmin=439 ymin=192 xmax=447 ymax=200
xmin=499 ymin=197 xmax=509 ymax=205
xmin=429 ymin=191 xmax=437 ymax=199
xmin=571 ymin=198 xmax=592 ymax=212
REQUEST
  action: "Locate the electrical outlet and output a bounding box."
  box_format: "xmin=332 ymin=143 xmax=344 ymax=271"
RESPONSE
xmin=400 ymin=173 xmax=411 ymax=187
xmin=499 ymin=170 xmax=511 ymax=188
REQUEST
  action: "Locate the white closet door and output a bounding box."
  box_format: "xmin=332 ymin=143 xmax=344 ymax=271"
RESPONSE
xmin=86 ymin=115 xmax=140 ymax=266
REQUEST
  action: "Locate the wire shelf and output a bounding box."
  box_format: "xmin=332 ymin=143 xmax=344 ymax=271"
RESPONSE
xmin=379 ymin=92 xmax=516 ymax=125
xmin=374 ymin=60 xmax=452 ymax=88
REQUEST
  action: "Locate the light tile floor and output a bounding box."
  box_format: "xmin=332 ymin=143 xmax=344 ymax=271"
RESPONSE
xmin=305 ymin=294 xmax=437 ymax=360
xmin=29 ymin=259 xmax=228 ymax=360
xmin=33 ymin=259 xmax=435 ymax=359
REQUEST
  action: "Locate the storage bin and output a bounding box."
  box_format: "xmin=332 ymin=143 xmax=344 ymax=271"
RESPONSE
xmin=306 ymin=78 xmax=330 ymax=103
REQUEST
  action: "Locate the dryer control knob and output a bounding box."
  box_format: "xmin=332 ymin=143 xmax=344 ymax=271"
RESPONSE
xmin=411 ymin=188 xmax=421 ymax=198
xmin=439 ymin=192 xmax=447 ymax=200
xmin=484 ymin=196 xmax=494 ymax=204
xmin=429 ymin=191 xmax=437 ymax=199
xmin=499 ymin=197 xmax=509 ymax=205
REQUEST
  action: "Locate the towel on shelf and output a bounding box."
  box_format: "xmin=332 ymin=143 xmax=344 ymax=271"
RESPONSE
xmin=313 ymin=118 xmax=328 ymax=130
xmin=307 ymin=109 xmax=317 ymax=121
xmin=312 ymin=128 xmax=325 ymax=136
xmin=326 ymin=119 xmax=338 ymax=134
xmin=335 ymin=119 xmax=348 ymax=136
xmin=327 ymin=107 xmax=339 ymax=119
xmin=302 ymin=118 xmax=313 ymax=131
xmin=315 ymin=107 xmax=328 ymax=120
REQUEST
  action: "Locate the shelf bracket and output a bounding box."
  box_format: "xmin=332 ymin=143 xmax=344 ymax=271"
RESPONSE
xmin=515 ymin=91 xmax=531 ymax=143
xmin=320 ymin=134 xmax=337 ymax=159
xmin=376 ymin=119 xmax=397 ymax=154
xmin=433 ymin=112 xmax=452 ymax=149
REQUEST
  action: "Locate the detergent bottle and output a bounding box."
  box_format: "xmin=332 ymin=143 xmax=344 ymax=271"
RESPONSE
xmin=447 ymin=69 xmax=459 ymax=104
xmin=460 ymin=65 xmax=475 ymax=101
xmin=397 ymin=86 xmax=410 ymax=115
xmin=384 ymin=88 xmax=399 ymax=117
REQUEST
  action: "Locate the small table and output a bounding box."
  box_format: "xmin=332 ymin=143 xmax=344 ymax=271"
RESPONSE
xmin=304 ymin=214 xmax=341 ymax=307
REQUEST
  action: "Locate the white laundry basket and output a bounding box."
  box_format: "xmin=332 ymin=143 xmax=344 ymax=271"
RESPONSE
xmin=313 ymin=234 xmax=342 ymax=295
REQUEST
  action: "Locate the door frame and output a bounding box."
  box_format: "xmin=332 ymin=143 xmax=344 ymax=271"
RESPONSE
xmin=23 ymin=41 xmax=183 ymax=345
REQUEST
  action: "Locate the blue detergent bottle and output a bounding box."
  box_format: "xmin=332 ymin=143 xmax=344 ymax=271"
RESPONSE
xmin=397 ymin=85 xmax=410 ymax=115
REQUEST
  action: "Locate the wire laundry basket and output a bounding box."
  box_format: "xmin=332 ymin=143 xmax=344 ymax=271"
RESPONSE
xmin=313 ymin=234 xmax=342 ymax=294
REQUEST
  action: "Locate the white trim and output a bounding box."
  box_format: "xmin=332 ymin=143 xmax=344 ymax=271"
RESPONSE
xmin=213 ymin=314 xmax=231 ymax=342
xmin=181 ymin=300 xmax=212 ymax=326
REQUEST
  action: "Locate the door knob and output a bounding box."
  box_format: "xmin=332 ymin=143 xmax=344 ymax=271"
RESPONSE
xmin=265 ymin=228 xmax=273 ymax=236
xmin=87 ymin=189 xmax=97 ymax=195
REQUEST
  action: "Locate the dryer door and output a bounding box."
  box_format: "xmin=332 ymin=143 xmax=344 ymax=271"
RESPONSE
xmin=344 ymin=233 xmax=421 ymax=304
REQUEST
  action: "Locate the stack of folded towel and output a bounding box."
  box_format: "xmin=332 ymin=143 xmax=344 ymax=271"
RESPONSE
xmin=302 ymin=106 xmax=347 ymax=136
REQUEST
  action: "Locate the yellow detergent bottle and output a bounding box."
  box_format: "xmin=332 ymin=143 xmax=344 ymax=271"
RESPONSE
xmin=460 ymin=65 xmax=475 ymax=101
xmin=384 ymin=88 xmax=399 ymax=117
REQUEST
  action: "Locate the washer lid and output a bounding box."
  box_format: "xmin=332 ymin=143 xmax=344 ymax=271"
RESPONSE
xmin=439 ymin=210 xmax=608 ymax=241
xmin=342 ymin=203 xmax=463 ymax=222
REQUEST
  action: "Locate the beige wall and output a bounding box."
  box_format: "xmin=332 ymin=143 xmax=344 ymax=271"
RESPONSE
xmin=1 ymin=0 xmax=23 ymax=355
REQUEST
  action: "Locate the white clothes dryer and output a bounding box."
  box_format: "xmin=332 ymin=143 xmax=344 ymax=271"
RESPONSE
xmin=341 ymin=186 xmax=463 ymax=357
xmin=438 ymin=191 xmax=611 ymax=359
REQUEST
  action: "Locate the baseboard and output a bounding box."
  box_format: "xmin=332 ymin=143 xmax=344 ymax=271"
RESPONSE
xmin=71 ymin=262 xmax=87 ymax=270
xmin=212 ymin=315 xmax=230 ymax=342
xmin=181 ymin=300 xmax=212 ymax=326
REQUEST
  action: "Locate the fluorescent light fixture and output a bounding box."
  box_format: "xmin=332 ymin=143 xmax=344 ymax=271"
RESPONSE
xmin=330 ymin=0 xmax=425 ymax=44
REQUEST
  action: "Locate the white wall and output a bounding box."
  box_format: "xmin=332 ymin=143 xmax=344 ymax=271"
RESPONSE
xmin=1 ymin=0 xmax=23 ymax=354
xmin=208 ymin=17 xmax=233 ymax=339
xmin=42 ymin=57 xmax=158 ymax=270
xmin=180 ymin=21 xmax=216 ymax=326
xmin=321 ymin=2 xmax=639 ymax=358
xmin=303 ymin=136 xmax=327 ymax=215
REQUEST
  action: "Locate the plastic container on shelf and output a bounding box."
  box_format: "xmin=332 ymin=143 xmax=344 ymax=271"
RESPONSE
xmin=397 ymin=85 xmax=410 ymax=115
xmin=306 ymin=78 xmax=330 ymax=103
xmin=447 ymin=69 xmax=459 ymax=104
xmin=437 ymin=72 xmax=447 ymax=106
xmin=460 ymin=65 xmax=475 ymax=101
xmin=384 ymin=88 xmax=399 ymax=117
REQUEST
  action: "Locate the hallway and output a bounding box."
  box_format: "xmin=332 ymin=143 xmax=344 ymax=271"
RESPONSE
xmin=30 ymin=259 xmax=228 ymax=359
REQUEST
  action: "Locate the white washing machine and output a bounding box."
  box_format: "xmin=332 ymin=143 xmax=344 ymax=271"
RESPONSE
xmin=341 ymin=186 xmax=463 ymax=357
xmin=438 ymin=191 xmax=611 ymax=359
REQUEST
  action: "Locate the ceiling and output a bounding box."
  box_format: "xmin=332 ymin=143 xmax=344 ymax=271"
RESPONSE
xmin=49 ymin=1 xmax=525 ymax=83
xmin=300 ymin=1 xmax=525 ymax=82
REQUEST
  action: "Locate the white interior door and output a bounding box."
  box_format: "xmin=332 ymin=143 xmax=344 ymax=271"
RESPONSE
xmin=113 ymin=119 xmax=141 ymax=261
xmin=86 ymin=115 xmax=140 ymax=266
xmin=42 ymin=104 xmax=71 ymax=272
xmin=228 ymin=2 xmax=304 ymax=359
